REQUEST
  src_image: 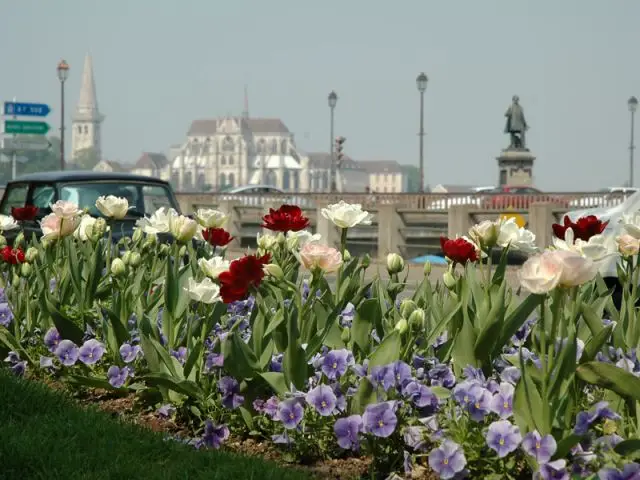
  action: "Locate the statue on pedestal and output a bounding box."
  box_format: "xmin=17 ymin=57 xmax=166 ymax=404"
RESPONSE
xmin=504 ymin=95 xmax=528 ymax=149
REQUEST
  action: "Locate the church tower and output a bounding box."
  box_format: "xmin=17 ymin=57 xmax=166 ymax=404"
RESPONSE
xmin=71 ymin=54 xmax=104 ymax=162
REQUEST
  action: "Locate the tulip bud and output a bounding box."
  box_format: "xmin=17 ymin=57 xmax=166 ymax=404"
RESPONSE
xmin=144 ymin=233 xmax=158 ymax=248
xmin=0 ymin=235 xmax=6 ymax=247
xmin=257 ymin=233 xmax=277 ymax=251
xmin=14 ymin=232 xmax=24 ymax=247
xmin=25 ymin=247 xmax=39 ymax=263
xmin=93 ymin=218 xmax=108 ymax=241
xmin=617 ymin=234 xmax=640 ymax=257
xmin=132 ymin=228 xmax=144 ymax=243
xmin=361 ymin=254 xmax=371 ymax=268
xmin=276 ymin=232 xmax=286 ymax=244
xmin=159 ymin=244 xmax=170 ymax=255
xmin=399 ymin=299 xmax=418 ymax=319
xmin=470 ymin=220 xmax=500 ymax=250
xmin=122 ymin=251 xmax=133 ymax=265
xmin=129 ymin=252 xmax=142 ymax=267
xmin=111 ymin=258 xmax=126 ymax=277
xmin=443 ymin=269 xmax=457 ymax=290
xmin=20 ymin=263 xmax=32 ymax=277
xmin=341 ymin=327 xmax=351 ymax=343
xmin=263 ymin=263 xmax=284 ymax=280
xmin=343 ymin=249 xmax=352 ymax=262
xmin=12 ymin=273 xmax=20 ymax=286
xmin=423 ymin=261 xmax=432 ymax=277
xmin=178 ymin=245 xmax=187 ymax=258
xmin=394 ymin=318 xmax=409 ymax=334
xmin=386 ymin=253 xmax=405 ymax=275
xmin=408 ymin=309 xmax=426 ymax=332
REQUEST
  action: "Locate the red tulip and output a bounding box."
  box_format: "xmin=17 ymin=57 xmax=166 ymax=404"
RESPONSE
xmin=0 ymin=246 xmax=25 ymax=265
xmin=261 ymin=204 xmax=310 ymax=233
xmin=11 ymin=205 xmax=38 ymax=221
xmin=552 ymin=215 xmax=608 ymax=242
xmin=202 ymin=227 xmax=233 ymax=247
xmin=440 ymin=236 xmax=478 ymax=264
xmin=218 ymin=253 xmax=271 ymax=303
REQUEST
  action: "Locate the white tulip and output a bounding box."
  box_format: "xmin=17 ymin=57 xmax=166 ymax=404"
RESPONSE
xmin=95 ymin=195 xmax=129 ymax=219
xmin=198 ymin=256 xmax=230 ymax=280
xmin=497 ymin=218 xmax=538 ymax=254
xmin=136 ymin=207 xmax=179 ymax=234
xmin=74 ymin=215 xmax=100 ymax=241
xmin=621 ymin=211 xmax=640 ymax=239
xmin=185 ymin=277 xmax=221 ymax=304
xmin=386 ymin=253 xmax=405 ymax=274
xmin=616 ymin=234 xmax=640 ymax=257
xmin=0 ymin=214 xmax=19 ymax=232
xmin=169 ymin=215 xmax=198 ymax=243
xmin=519 ymin=249 xmax=599 ymax=294
xmin=257 ymin=232 xmax=278 ymax=251
xmin=552 ymin=228 xmax=618 ymax=262
xmin=321 ymin=201 xmax=373 ymax=229
xmin=263 ymin=263 xmax=284 ymax=280
xmin=286 ymin=230 xmax=321 ymax=250
xmin=194 ymin=208 xmax=228 ymax=228
xmin=51 ymin=200 xmax=81 ymax=219
xmin=469 ymin=219 xmax=501 ymax=249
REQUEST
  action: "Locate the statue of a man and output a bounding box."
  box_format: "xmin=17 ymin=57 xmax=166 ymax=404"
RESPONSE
xmin=504 ymin=95 xmax=528 ymax=149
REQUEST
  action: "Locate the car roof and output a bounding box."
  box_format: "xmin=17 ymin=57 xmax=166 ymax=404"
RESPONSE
xmin=8 ymin=170 xmax=170 ymax=186
xmin=226 ymin=184 xmax=284 ymax=193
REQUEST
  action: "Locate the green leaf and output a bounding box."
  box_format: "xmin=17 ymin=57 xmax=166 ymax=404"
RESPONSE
xmin=259 ymin=372 xmax=288 ymax=396
xmin=263 ymin=310 xmax=285 ymax=338
xmin=352 ymin=299 xmax=379 ymax=354
xmin=614 ymin=439 xmax=640 ymax=457
xmin=553 ymin=434 xmax=583 ymax=460
xmin=239 ymin=406 xmax=254 ymax=430
xmin=581 ymin=324 xmax=614 ymax=363
xmin=44 ymin=297 xmax=84 ymax=345
xmin=102 ymin=307 xmax=130 ymax=349
xmin=577 ymin=362 xmax=640 ymax=403
xmin=222 ymin=332 xmax=259 ymax=380
xmin=183 ymin=339 xmax=202 ymax=379
xmin=0 ymin=328 xmax=34 ymax=365
xmin=491 ymin=245 xmax=510 ymax=286
xmin=474 ymin=281 xmax=506 ymax=365
xmin=142 ymin=373 xmax=204 ymax=401
xmin=148 ymin=337 xmax=180 ymax=378
xmin=138 ymin=317 xmax=161 ymax=373
xmin=368 ymin=330 xmax=401 ymax=367
xmin=496 ymin=293 xmax=544 ymax=349
xmin=514 ymin=357 xmax=547 ymax=434
xmin=351 ymin=377 xmax=376 ymax=414
xmin=581 ymin=302 xmax=604 ymax=337
xmin=431 ymin=386 xmax=452 ymax=400
xmin=452 ymin=316 xmax=478 ymax=370
xmin=164 ymin=256 xmax=178 ymax=316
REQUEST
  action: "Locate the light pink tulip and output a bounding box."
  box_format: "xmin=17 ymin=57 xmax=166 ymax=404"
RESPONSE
xmin=299 ymin=243 xmax=343 ymax=273
xmin=40 ymin=213 xmax=80 ymax=241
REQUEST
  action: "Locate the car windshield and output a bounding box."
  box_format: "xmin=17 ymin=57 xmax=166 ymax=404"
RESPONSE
xmin=58 ymin=182 xmax=176 ymax=218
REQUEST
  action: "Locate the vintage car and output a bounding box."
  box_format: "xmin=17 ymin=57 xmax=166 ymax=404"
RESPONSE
xmin=0 ymin=171 xmax=182 ymax=244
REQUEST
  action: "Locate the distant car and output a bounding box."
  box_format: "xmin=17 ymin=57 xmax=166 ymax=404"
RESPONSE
xmin=223 ymin=185 xmax=285 ymax=195
xmin=218 ymin=184 xmax=310 ymax=207
xmin=0 ymin=171 xmax=182 ymax=245
xmin=482 ymin=186 xmax=571 ymax=210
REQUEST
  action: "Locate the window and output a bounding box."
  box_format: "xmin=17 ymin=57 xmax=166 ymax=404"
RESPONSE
xmin=221 ymin=156 xmax=227 ymax=166
xmin=280 ymin=139 xmax=287 ymax=154
xmin=142 ymin=185 xmax=174 ymax=212
xmin=222 ymin=136 xmax=234 ymax=152
xmin=228 ymin=156 xmax=234 ymax=165
xmin=0 ymin=184 xmax=29 ymax=214
xmin=77 ymin=126 xmax=82 ymax=134
xmin=270 ymin=139 xmax=278 ymax=154
xmin=257 ymin=139 xmax=266 ymax=154
xmin=228 ymin=173 xmax=235 ymax=188
xmin=219 ymin=173 xmax=227 ymax=187
xmin=84 ymin=125 xmax=88 ymax=134
xmin=283 ymin=170 xmax=291 ymax=190
xmin=31 ymin=184 xmax=56 ymax=213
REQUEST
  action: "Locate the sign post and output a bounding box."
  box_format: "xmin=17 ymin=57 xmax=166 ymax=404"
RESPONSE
xmin=1 ymin=100 xmax=52 ymax=180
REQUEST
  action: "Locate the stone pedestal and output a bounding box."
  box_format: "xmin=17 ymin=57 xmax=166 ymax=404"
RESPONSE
xmin=496 ymin=148 xmax=536 ymax=187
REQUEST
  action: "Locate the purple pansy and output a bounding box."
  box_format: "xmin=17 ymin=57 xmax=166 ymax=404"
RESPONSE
xmin=574 ymin=401 xmax=621 ymax=435
xmin=39 ymin=356 xmax=55 ymax=370
xmin=306 ymin=385 xmax=337 ymax=416
xmin=522 ymin=430 xmax=556 ymax=464
xmin=490 ymin=382 xmax=515 ymax=418
xmin=403 ymin=426 xmax=427 ymax=451
xmin=428 ymin=363 xmax=456 ymax=388
xmin=453 ymin=381 xmax=492 ymax=421
xmin=362 ymin=402 xmax=397 ymax=438
xmin=500 ymin=366 xmax=521 ymax=385
xmin=119 ymin=343 xmax=141 ymax=363
xmin=157 ymin=404 xmax=176 ymax=418
xmin=0 ymin=302 xmax=14 ymax=327
xmin=390 ymin=361 xmax=412 ymax=389
xmin=170 ymin=346 xmax=187 ymax=365
xmin=107 ymin=365 xmax=131 ymax=388
xmin=321 ymin=349 xmax=353 ymax=379
xmin=218 ymin=376 xmax=244 ymax=409
xmin=78 ymin=339 xmax=105 ymax=365
xmin=339 ymin=303 xmax=355 ymax=327
xmin=428 ymin=440 xmax=467 ymax=479
xmin=44 ymin=327 xmax=61 ymax=353
xmin=598 ymin=463 xmax=640 ymax=480
xmin=402 ymin=381 xmax=438 ymax=411
xmin=370 ymin=365 xmax=395 ymax=391
xmin=539 ymin=459 xmax=569 ymax=480
xmin=54 ymin=339 xmax=79 ymax=366
xmin=277 ymin=399 xmax=304 ymax=429
xmin=486 ymin=420 xmax=522 ymax=458
xmin=334 ymin=415 xmax=363 ymax=450
xmin=204 ymin=352 xmax=224 ymax=372
xmin=202 ymin=420 xmax=229 ymax=449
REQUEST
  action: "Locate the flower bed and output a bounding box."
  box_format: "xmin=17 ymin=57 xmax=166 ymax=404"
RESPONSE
xmin=2 ymin=198 xmax=640 ymax=479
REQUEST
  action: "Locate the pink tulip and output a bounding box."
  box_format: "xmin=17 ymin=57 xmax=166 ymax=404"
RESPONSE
xmin=299 ymin=244 xmax=343 ymax=273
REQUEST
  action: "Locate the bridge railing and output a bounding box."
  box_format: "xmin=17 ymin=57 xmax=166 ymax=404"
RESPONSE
xmin=175 ymin=191 xmax=631 ymax=213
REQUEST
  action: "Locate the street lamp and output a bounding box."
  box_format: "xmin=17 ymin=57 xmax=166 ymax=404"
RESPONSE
xmin=328 ymin=91 xmax=338 ymax=192
xmin=416 ymin=72 xmax=428 ymax=193
xmin=629 ymin=96 xmax=638 ymax=188
xmin=57 ymin=60 xmax=69 ymax=171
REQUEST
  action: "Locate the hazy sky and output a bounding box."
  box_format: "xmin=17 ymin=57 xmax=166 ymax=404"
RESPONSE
xmin=2 ymin=0 xmax=640 ymax=190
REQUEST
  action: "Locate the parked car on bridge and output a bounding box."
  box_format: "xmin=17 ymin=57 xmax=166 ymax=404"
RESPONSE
xmin=219 ymin=184 xmax=312 ymax=208
xmin=0 ymin=171 xmax=182 ymax=245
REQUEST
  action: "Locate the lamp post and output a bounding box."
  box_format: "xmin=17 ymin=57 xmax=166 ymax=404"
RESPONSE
xmin=629 ymin=96 xmax=638 ymax=188
xmin=416 ymin=72 xmax=428 ymax=193
xmin=57 ymin=60 xmax=69 ymax=171
xmin=328 ymin=91 xmax=338 ymax=192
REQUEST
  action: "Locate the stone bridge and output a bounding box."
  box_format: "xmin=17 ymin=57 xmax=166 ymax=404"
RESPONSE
xmin=174 ymin=191 xmax=628 ymax=260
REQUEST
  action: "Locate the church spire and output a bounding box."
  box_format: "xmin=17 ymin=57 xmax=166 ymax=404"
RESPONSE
xmin=242 ymin=85 xmax=249 ymax=119
xmin=74 ymin=53 xmax=103 ymax=122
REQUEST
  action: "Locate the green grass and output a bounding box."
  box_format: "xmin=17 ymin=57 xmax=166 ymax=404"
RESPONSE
xmin=0 ymin=371 xmax=311 ymax=480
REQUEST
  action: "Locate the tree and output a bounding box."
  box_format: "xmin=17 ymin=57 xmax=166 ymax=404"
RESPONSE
xmin=0 ymin=136 xmax=61 ymax=182
xmin=74 ymin=147 xmax=100 ymax=170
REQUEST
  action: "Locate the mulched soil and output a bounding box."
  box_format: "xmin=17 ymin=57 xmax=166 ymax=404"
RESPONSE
xmin=31 ymin=377 xmax=439 ymax=479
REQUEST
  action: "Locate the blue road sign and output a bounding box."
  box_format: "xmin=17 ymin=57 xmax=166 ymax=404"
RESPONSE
xmin=3 ymin=102 xmax=51 ymax=117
